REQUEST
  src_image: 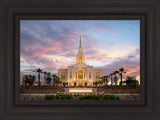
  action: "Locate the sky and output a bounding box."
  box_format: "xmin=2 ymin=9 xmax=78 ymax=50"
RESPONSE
xmin=20 ymin=20 xmax=140 ymax=83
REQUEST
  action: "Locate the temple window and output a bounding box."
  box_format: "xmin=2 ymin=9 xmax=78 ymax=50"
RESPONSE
xmin=96 ymin=72 xmax=100 ymax=80
xmin=70 ymin=72 xmax=72 ymax=79
xmin=61 ymin=72 xmax=65 ymax=81
xmin=78 ymin=70 xmax=83 ymax=79
xmin=89 ymin=72 xmax=91 ymax=79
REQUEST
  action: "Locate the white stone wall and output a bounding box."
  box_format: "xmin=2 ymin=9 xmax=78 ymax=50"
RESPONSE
xmin=58 ymin=65 xmax=103 ymax=86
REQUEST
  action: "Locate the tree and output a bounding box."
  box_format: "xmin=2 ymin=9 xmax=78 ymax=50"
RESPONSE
xmin=46 ymin=77 xmax=51 ymax=86
xmin=119 ymin=68 xmax=126 ymax=86
xmin=124 ymin=76 xmax=139 ymax=88
xmin=113 ymin=71 xmax=119 ymax=85
xmin=43 ymin=71 xmax=47 ymax=86
xmin=23 ymin=75 xmax=36 ymax=87
xmin=109 ymin=73 xmax=114 ymax=86
xmin=98 ymin=80 xmax=103 ymax=86
xmin=22 ymin=75 xmax=36 ymax=95
xmin=52 ymin=74 xmax=56 ymax=86
xmin=104 ymin=75 xmax=109 ymax=86
xmin=55 ymin=76 xmax=61 ymax=86
xmin=46 ymin=72 xmax=51 ymax=86
xmin=63 ymin=82 xmax=68 ymax=87
xmin=101 ymin=76 xmax=108 ymax=86
xmin=93 ymin=81 xmax=98 ymax=87
xmin=33 ymin=68 xmax=43 ymax=87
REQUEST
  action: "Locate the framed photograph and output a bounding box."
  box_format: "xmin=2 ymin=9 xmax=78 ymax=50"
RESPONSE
xmin=0 ymin=0 xmax=160 ymax=120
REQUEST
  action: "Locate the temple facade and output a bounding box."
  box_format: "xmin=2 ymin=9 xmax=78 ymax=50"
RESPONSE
xmin=58 ymin=34 xmax=103 ymax=87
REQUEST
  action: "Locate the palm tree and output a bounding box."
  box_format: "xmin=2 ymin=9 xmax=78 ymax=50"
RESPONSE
xmin=52 ymin=74 xmax=56 ymax=86
xmin=100 ymin=76 xmax=104 ymax=86
xmin=104 ymin=75 xmax=108 ymax=86
xmin=101 ymin=76 xmax=108 ymax=86
xmin=47 ymin=72 xmax=51 ymax=86
xmin=98 ymin=80 xmax=100 ymax=87
xmin=94 ymin=81 xmax=98 ymax=87
xmin=110 ymin=73 xmax=114 ymax=86
xmin=119 ymin=68 xmax=126 ymax=86
xmin=23 ymin=74 xmax=36 ymax=96
xmin=93 ymin=81 xmax=95 ymax=87
xmin=113 ymin=71 xmax=119 ymax=85
xmin=46 ymin=77 xmax=51 ymax=86
xmin=33 ymin=68 xmax=43 ymax=87
xmin=43 ymin=71 xmax=47 ymax=86
xmin=23 ymin=74 xmax=36 ymax=87
xmin=98 ymin=80 xmax=103 ymax=87
xmin=55 ymin=76 xmax=61 ymax=87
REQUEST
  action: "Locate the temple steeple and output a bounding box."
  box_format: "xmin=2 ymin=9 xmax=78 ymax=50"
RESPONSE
xmin=76 ymin=33 xmax=85 ymax=64
xmin=79 ymin=33 xmax=82 ymax=52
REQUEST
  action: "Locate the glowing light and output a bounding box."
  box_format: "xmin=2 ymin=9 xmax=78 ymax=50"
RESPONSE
xmin=69 ymin=88 xmax=93 ymax=93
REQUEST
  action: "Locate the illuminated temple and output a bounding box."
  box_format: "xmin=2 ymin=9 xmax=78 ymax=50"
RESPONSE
xmin=58 ymin=34 xmax=103 ymax=87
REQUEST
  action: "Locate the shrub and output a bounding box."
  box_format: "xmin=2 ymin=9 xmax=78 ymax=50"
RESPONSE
xmin=60 ymin=95 xmax=65 ymax=100
xmin=103 ymin=94 xmax=116 ymax=100
xmin=109 ymin=95 xmax=115 ymax=100
xmin=79 ymin=95 xmax=85 ymax=100
xmin=103 ymin=95 xmax=110 ymax=100
xmin=65 ymin=94 xmax=73 ymax=100
xmin=78 ymin=94 xmax=101 ymax=100
xmin=45 ymin=94 xmax=55 ymax=100
xmin=94 ymin=95 xmax=100 ymax=100
xmin=115 ymin=96 xmax=120 ymax=100
xmin=74 ymin=94 xmax=78 ymax=97
xmin=56 ymin=94 xmax=60 ymax=99
xmin=98 ymin=94 xmax=103 ymax=98
xmin=84 ymin=95 xmax=90 ymax=99
xmin=88 ymin=94 xmax=96 ymax=99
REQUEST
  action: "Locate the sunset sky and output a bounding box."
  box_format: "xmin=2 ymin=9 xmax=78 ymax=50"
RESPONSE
xmin=20 ymin=20 xmax=140 ymax=82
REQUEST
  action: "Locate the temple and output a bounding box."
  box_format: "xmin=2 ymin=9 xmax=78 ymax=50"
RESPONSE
xmin=58 ymin=33 xmax=103 ymax=87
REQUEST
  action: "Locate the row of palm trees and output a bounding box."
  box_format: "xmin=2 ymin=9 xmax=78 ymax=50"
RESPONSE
xmin=101 ymin=67 xmax=126 ymax=86
xmin=33 ymin=68 xmax=61 ymax=87
xmin=24 ymin=68 xmax=126 ymax=87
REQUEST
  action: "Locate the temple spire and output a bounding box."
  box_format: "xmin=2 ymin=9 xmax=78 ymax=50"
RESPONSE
xmin=76 ymin=33 xmax=85 ymax=64
xmin=80 ymin=32 xmax=81 ymax=45
xmin=79 ymin=33 xmax=82 ymax=52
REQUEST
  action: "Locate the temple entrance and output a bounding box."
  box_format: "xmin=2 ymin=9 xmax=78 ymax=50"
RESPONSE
xmin=78 ymin=70 xmax=83 ymax=79
xmin=85 ymin=83 xmax=87 ymax=87
xmin=74 ymin=83 xmax=77 ymax=87
xmin=78 ymin=70 xmax=83 ymax=86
